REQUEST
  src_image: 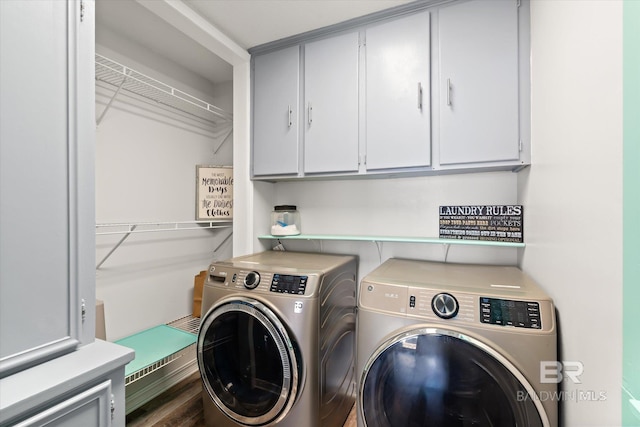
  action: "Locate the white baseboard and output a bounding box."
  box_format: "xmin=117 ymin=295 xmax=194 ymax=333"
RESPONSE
xmin=125 ymin=345 xmax=199 ymax=414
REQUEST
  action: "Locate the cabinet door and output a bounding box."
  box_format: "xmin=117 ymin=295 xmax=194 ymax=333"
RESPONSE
xmin=438 ymin=0 xmax=520 ymax=165
xmin=365 ymin=11 xmax=431 ymax=171
xmin=252 ymin=46 xmax=300 ymax=176
xmin=0 ymin=0 xmax=92 ymax=378
xmin=304 ymin=32 xmax=359 ymax=174
xmin=14 ymin=380 xmax=112 ymax=427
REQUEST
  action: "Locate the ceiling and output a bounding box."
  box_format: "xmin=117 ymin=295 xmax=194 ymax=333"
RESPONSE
xmin=96 ymin=0 xmax=414 ymax=86
xmin=184 ymin=0 xmax=414 ymax=49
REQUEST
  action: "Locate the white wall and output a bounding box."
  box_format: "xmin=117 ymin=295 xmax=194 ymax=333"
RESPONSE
xmin=520 ymin=1 xmax=623 ymax=425
xmin=95 ymin=45 xmax=233 ymax=341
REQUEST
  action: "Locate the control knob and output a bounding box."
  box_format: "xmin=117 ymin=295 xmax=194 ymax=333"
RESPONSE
xmin=244 ymin=271 xmax=261 ymax=289
xmin=431 ymin=293 xmax=459 ymax=319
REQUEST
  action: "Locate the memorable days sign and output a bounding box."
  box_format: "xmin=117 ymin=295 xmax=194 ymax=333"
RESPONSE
xmin=439 ymin=205 xmax=523 ymax=243
xmin=196 ymin=166 xmax=233 ymax=221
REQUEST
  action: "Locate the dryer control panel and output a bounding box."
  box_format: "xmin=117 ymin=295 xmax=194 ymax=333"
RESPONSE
xmin=480 ymin=297 xmax=541 ymax=329
xmin=270 ymin=274 xmax=308 ymax=295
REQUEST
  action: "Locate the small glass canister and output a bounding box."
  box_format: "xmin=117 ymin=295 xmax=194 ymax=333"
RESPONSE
xmin=271 ymin=205 xmax=301 ymax=236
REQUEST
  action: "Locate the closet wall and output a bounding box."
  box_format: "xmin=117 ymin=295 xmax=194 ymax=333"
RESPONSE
xmin=95 ymin=27 xmax=233 ymax=341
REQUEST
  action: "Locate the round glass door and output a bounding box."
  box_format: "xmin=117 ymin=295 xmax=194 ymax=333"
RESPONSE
xmin=197 ymin=297 xmax=301 ymax=425
xmin=360 ymin=328 xmax=548 ymax=427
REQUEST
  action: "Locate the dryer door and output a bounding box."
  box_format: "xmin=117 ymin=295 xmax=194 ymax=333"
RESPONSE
xmin=197 ymin=297 xmax=301 ymax=425
xmin=360 ymin=328 xmax=549 ymax=427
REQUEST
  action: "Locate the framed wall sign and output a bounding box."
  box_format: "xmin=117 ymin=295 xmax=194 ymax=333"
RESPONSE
xmin=439 ymin=205 xmax=523 ymax=243
xmin=196 ymin=165 xmax=233 ymax=221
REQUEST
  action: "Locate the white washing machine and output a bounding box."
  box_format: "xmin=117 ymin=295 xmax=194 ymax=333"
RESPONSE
xmin=197 ymin=251 xmax=357 ymax=427
xmin=357 ymin=258 xmax=557 ymax=427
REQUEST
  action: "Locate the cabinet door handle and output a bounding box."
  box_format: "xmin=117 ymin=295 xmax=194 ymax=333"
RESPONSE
xmin=308 ymin=102 xmax=313 ymax=126
xmin=417 ymin=82 xmax=423 ymax=111
xmin=288 ymin=105 xmax=293 ymax=128
xmin=446 ymin=78 xmax=452 ymax=106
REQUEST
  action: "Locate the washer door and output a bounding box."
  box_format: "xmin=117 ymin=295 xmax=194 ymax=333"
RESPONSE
xmin=360 ymin=328 xmax=549 ymax=427
xmin=197 ymin=297 xmax=301 ymax=425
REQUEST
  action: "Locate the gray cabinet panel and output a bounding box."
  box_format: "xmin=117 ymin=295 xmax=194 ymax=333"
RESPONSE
xmin=252 ymin=46 xmax=300 ymax=176
xmin=304 ymin=32 xmax=359 ymax=173
xmin=14 ymin=381 xmax=112 ymax=427
xmin=0 ymin=0 xmax=85 ymax=377
xmin=0 ymin=2 xmax=131 ymax=426
xmin=0 ymin=340 xmax=133 ymax=427
xmin=365 ymin=11 xmax=431 ymax=170
xmin=438 ymin=0 xmax=520 ymax=165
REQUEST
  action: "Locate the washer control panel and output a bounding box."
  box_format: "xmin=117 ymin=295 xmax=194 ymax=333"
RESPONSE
xmin=270 ymin=274 xmax=308 ymax=295
xmin=208 ymin=265 xmax=318 ymax=296
xmin=480 ymin=297 xmax=541 ymax=329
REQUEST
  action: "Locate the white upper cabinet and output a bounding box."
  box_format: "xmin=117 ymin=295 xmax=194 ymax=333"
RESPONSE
xmin=252 ymin=45 xmax=300 ymax=176
xmin=438 ymin=0 xmax=520 ymax=166
xmin=304 ymin=32 xmax=359 ymax=174
xmin=365 ymin=11 xmax=431 ymax=171
xmin=250 ymin=0 xmax=529 ymax=180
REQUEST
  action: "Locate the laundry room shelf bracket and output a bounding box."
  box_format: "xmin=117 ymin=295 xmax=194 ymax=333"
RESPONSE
xmin=213 ymin=126 xmax=233 ymax=155
xmin=95 ymin=224 xmax=138 ymax=270
xmin=96 ymin=68 xmax=131 ymax=126
xmin=443 ymin=243 xmax=451 ymax=263
xmin=374 ymin=241 xmax=383 ymax=264
xmin=213 ymin=230 xmax=233 ymax=253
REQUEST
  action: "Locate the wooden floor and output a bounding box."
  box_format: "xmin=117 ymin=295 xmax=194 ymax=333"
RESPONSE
xmin=126 ymin=372 xmax=357 ymax=427
xmin=126 ymin=372 xmax=206 ymax=427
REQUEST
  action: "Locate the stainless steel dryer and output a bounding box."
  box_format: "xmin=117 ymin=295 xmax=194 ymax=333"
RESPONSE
xmin=197 ymin=251 xmax=357 ymax=427
xmin=357 ymin=258 xmax=558 ymax=427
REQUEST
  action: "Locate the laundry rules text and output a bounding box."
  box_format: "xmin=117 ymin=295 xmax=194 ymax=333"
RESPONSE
xmin=439 ymin=205 xmax=524 ymax=243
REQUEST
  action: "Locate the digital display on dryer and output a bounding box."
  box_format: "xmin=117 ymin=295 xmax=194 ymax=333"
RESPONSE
xmin=480 ymin=297 xmax=541 ymax=329
xmin=270 ymin=274 xmax=308 ymax=295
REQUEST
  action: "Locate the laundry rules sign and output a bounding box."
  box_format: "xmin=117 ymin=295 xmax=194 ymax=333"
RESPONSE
xmin=196 ymin=166 xmax=233 ymax=221
xmin=439 ymin=205 xmax=523 ymax=243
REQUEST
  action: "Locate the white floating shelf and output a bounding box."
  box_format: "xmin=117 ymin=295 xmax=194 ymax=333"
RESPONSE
xmin=258 ymin=234 xmax=525 ymax=247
